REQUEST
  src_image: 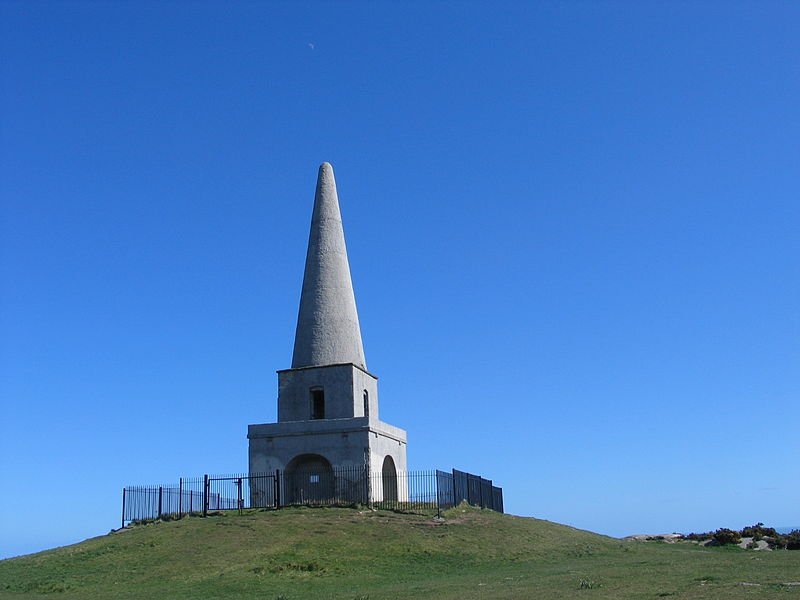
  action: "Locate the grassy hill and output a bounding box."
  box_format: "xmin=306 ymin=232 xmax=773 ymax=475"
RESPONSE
xmin=1 ymin=506 xmax=798 ymax=599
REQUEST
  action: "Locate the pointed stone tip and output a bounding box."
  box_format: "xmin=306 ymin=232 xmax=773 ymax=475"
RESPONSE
xmin=315 ymin=162 xmax=336 ymax=195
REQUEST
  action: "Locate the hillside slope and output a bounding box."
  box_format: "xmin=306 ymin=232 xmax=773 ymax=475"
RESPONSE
xmin=1 ymin=506 xmax=798 ymax=599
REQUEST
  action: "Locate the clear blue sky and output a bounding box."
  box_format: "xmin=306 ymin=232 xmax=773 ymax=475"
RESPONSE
xmin=1 ymin=1 xmax=798 ymax=559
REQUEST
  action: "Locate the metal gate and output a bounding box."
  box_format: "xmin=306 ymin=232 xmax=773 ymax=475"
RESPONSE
xmin=206 ymin=473 xmax=277 ymax=513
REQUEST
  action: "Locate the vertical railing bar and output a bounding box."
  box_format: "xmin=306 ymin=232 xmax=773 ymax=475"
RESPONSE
xmin=203 ymin=474 xmax=208 ymax=517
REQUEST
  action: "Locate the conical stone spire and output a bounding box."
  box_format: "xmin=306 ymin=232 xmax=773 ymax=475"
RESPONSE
xmin=291 ymin=163 xmax=367 ymax=370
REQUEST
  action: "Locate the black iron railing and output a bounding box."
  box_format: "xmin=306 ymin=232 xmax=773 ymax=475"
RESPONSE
xmin=121 ymin=467 xmax=503 ymax=527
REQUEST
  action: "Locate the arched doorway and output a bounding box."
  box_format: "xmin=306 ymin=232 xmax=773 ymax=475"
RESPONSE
xmin=382 ymin=455 xmax=398 ymax=504
xmin=284 ymin=454 xmax=334 ymax=504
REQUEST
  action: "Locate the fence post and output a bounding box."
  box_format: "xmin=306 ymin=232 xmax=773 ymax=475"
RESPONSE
xmin=364 ymin=466 xmax=371 ymax=508
xmin=158 ymin=486 xmax=163 ymax=519
xmin=121 ymin=488 xmax=126 ymax=529
xmin=237 ymin=477 xmax=243 ymax=514
xmin=178 ymin=478 xmax=183 ymax=519
xmin=274 ymin=469 xmax=281 ymax=509
xmin=435 ymin=472 xmax=441 ymax=519
xmin=203 ymin=474 xmax=209 ymax=517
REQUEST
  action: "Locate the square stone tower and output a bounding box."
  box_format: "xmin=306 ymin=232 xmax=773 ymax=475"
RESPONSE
xmin=248 ymin=163 xmax=407 ymax=502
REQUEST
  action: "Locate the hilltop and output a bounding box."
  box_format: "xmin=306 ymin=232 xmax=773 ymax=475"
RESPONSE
xmin=1 ymin=506 xmax=798 ymax=599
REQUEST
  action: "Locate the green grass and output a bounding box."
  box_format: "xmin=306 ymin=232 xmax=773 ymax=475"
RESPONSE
xmin=1 ymin=505 xmax=798 ymax=599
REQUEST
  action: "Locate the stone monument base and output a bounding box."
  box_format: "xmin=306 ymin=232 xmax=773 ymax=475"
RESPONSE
xmin=248 ymin=417 xmax=407 ymax=503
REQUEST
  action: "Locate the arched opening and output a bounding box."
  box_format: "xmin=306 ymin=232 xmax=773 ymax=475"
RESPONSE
xmin=284 ymin=454 xmax=334 ymax=504
xmin=382 ymin=455 xmax=398 ymax=504
xmin=363 ymin=389 xmax=369 ymax=417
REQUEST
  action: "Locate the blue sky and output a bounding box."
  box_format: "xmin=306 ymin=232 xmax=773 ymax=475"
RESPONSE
xmin=1 ymin=1 xmax=798 ymax=559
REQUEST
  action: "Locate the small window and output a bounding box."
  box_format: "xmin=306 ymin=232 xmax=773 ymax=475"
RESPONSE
xmin=309 ymin=474 xmax=320 ymax=484
xmin=311 ymin=388 xmax=325 ymax=420
xmin=363 ymin=390 xmax=369 ymax=417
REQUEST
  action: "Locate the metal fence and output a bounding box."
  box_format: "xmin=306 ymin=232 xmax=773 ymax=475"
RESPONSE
xmin=122 ymin=467 xmax=503 ymax=527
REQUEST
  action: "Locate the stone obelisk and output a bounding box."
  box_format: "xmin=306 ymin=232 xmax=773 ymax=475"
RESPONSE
xmin=292 ymin=163 xmax=366 ymax=370
xmin=248 ymin=163 xmax=407 ymax=504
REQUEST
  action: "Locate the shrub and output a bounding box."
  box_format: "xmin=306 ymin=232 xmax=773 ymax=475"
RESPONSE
xmin=741 ymin=522 xmax=777 ymax=540
xmin=786 ymin=530 xmax=800 ymax=550
xmin=767 ymin=533 xmax=787 ymax=549
xmin=711 ymin=528 xmax=741 ymax=546
xmin=684 ymin=531 xmax=713 ymax=542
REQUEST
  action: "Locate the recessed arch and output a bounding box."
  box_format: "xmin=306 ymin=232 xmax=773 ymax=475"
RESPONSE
xmin=382 ymin=455 xmax=398 ymax=503
xmin=285 ymin=454 xmax=334 ymax=504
